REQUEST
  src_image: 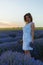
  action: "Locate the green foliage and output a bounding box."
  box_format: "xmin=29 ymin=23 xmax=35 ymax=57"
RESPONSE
xmin=36 ymin=27 xmax=43 ymax=30
xmin=0 ymin=27 xmax=43 ymax=31
xmin=0 ymin=27 xmax=23 ymax=30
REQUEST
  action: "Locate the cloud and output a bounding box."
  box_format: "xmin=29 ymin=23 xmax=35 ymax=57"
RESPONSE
xmin=0 ymin=22 xmax=12 ymax=28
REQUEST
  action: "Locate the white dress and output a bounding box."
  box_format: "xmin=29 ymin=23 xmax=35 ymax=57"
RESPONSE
xmin=22 ymin=22 xmax=33 ymax=50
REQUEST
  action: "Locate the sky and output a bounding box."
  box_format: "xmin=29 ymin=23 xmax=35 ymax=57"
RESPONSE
xmin=0 ymin=0 xmax=43 ymax=27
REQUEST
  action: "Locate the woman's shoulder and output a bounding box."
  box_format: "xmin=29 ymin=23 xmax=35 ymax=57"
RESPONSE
xmin=30 ymin=22 xmax=35 ymax=27
xmin=31 ymin=22 xmax=35 ymax=29
xmin=30 ymin=22 xmax=34 ymax=24
xmin=31 ymin=22 xmax=35 ymax=26
xmin=32 ymin=22 xmax=35 ymax=24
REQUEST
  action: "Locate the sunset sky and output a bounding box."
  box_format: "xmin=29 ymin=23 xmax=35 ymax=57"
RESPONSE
xmin=0 ymin=0 xmax=43 ymax=27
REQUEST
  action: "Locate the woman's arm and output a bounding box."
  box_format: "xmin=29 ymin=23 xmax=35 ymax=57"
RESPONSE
xmin=31 ymin=22 xmax=35 ymax=43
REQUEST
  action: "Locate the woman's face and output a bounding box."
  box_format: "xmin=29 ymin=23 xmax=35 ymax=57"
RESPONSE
xmin=25 ymin=16 xmax=31 ymax=23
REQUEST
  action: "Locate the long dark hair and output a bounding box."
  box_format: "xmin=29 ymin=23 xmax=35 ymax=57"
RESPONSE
xmin=24 ymin=13 xmax=33 ymax=22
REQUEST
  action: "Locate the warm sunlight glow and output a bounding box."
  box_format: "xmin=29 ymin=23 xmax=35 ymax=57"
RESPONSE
xmin=0 ymin=0 xmax=43 ymax=28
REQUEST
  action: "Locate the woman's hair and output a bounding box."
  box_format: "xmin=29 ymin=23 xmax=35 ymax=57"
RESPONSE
xmin=24 ymin=13 xmax=33 ymax=22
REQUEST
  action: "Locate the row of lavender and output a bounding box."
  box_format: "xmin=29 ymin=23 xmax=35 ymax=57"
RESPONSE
xmin=0 ymin=51 xmax=43 ymax=65
xmin=0 ymin=30 xmax=43 ymax=65
xmin=0 ymin=30 xmax=43 ymax=43
xmin=0 ymin=30 xmax=22 ymax=43
xmin=0 ymin=30 xmax=43 ymax=57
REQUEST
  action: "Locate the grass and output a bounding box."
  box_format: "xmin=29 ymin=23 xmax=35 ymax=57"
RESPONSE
xmin=0 ymin=27 xmax=43 ymax=30
xmin=0 ymin=27 xmax=22 ymax=30
xmin=35 ymin=27 xmax=43 ymax=30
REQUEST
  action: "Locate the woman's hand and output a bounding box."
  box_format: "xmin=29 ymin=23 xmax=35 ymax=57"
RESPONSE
xmin=32 ymin=40 xmax=34 ymax=43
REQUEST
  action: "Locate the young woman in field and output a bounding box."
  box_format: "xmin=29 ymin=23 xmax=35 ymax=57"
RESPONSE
xmin=22 ymin=13 xmax=35 ymax=57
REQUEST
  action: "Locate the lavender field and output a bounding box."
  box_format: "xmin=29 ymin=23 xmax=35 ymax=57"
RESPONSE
xmin=0 ymin=29 xmax=43 ymax=65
